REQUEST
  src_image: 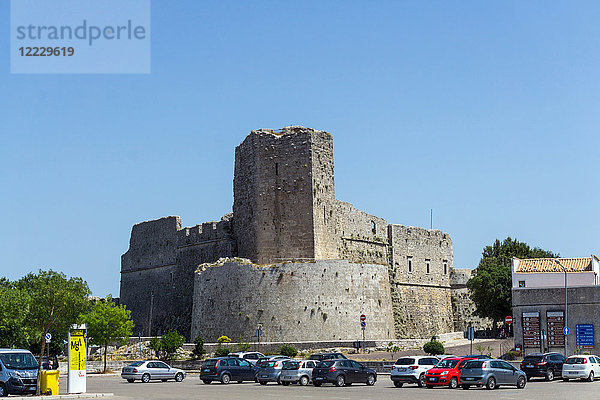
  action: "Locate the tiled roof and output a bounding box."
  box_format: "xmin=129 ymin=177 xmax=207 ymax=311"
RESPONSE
xmin=516 ymin=258 xmax=592 ymax=273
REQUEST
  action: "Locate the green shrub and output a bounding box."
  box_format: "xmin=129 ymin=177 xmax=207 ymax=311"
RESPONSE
xmin=214 ymin=346 xmax=231 ymax=357
xmin=236 ymin=337 xmax=251 ymax=352
xmin=502 ymin=351 xmax=519 ymax=360
xmin=423 ymin=337 xmax=445 ymax=356
xmin=217 ymin=336 xmax=232 ymax=344
xmin=161 ymin=331 xmax=185 ymax=360
xmin=148 ymin=337 xmax=162 ymax=358
xmin=192 ymin=336 xmax=206 ymax=359
xmin=279 ymin=344 xmax=298 ymax=358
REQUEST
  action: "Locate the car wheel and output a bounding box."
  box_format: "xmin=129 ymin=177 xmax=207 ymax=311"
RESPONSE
xmin=563 ymin=378 xmax=569 ymax=382
xmin=546 ymin=369 xmax=554 ymax=381
xmin=202 ymin=380 xmax=211 ymax=384
xmin=394 ymin=381 xmax=403 ymax=388
xmin=141 ymin=373 xmax=151 ymax=383
xmin=366 ymin=374 xmax=376 ymax=386
xmin=161 ymin=379 xmax=167 ymax=382
xmin=221 ymin=374 xmax=231 ymax=384
xmin=417 ymin=373 xmax=426 ymax=388
xmin=461 ymin=384 xmax=470 ymax=390
xmin=486 ymin=376 xmax=496 ymax=390
xmin=313 ymin=382 xmax=322 ymax=387
xmin=0 ymin=383 xmax=7 ymax=397
xmin=282 ymin=381 xmax=290 ymax=386
xmin=335 ymin=375 xmax=346 ymax=387
xmin=449 ymin=377 xmax=458 ymax=389
xmin=299 ymin=376 xmax=309 ymax=386
xmin=175 ymin=373 xmax=184 ymax=383
xmin=517 ymin=376 xmax=526 ymax=389
xmin=126 ymin=379 xmax=134 ymax=383
xmin=588 ymin=371 xmax=595 ymax=382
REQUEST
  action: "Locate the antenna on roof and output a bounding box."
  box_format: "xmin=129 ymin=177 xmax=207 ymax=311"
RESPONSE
xmin=430 ymin=209 xmax=433 ymax=230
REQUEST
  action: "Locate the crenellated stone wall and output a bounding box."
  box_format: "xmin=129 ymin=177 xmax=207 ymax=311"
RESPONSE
xmin=121 ymin=126 xmax=465 ymax=341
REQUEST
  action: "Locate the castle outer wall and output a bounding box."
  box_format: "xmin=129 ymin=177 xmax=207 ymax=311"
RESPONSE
xmin=191 ymin=260 xmax=395 ymax=342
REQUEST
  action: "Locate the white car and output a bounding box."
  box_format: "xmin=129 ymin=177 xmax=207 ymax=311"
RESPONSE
xmin=390 ymin=356 xmax=440 ymax=387
xmin=229 ymin=351 xmax=265 ymax=365
xmin=562 ymin=355 xmax=600 ymax=381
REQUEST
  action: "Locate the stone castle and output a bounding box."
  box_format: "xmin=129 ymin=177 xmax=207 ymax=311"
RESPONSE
xmin=120 ymin=126 xmax=481 ymax=342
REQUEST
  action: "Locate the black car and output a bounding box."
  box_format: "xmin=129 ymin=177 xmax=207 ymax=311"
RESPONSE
xmin=308 ymin=352 xmax=348 ymax=361
xmin=312 ymin=359 xmax=377 ymax=387
xmin=520 ymin=352 xmax=565 ymax=381
xmin=200 ymin=357 xmax=256 ymax=384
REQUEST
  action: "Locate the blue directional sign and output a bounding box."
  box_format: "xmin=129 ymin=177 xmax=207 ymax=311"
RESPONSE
xmin=563 ymin=327 xmax=570 ymax=336
xmin=360 ymin=321 xmax=366 ymax=329
xmin=576 ymin=324 xmax=594 ymax=347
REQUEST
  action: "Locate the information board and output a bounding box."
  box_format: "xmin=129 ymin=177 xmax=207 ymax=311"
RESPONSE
xmin=522 ymin=311 xmax=541 ymax=347
xmin=68 ymin=325 xmax=87 ymax=394
xmin=576 ymin=324 xmax=594 ymax=347
xmin=546 ymin=311 xmax=565 ymax=347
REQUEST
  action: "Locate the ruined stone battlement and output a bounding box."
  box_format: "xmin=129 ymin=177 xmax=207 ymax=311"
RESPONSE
xmin=120 ymin=126 xmax=469 ymax=340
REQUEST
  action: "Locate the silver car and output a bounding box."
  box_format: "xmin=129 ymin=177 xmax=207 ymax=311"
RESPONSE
xmin=459 ymin=359 xmax=526 ymax=390
xmin=256 ymin=357 xmax=291 ymax=385
xmin=121 ymin=360 xmax=186 ymax=383
xmin=280 ymin=360 xmax=318 ymax=386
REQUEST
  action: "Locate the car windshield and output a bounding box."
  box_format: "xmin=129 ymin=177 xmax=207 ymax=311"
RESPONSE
xmin=129 ymin=361 xmax=144 ymax=367
xmin=0 ymin=353 xmax=38 ymax=370
xmin=203 ymin=360 xmax=218 ymax=367
xmin=395 ymin=358 xmax=415 ymax=365
xmin=566 ymin=358 xmax=587 ymax=364
xmin=308 ymin=354 xmax=323 ymax=360
xmin=434 ymin=359 xmax=459 ymax=368
xmin=283 ymin=361 xmax=300 ymax=370
xmin=463 ymin=360 xmax=485 ymax=369
xmin=316 ymin=361 xmax=335 ymax=368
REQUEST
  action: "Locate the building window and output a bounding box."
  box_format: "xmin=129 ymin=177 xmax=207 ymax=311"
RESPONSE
xmin=371 ymin=221 xmax=376 ymax=234
xmin=407 ymin=256 xmax=413 ymax=273
xmin=519 ymin=280 xmax=526 ymax=288
xmin=426 ymin=259 xmax=430 ymax=274
xmin=443 ymin=260 xmax=448 ymax=275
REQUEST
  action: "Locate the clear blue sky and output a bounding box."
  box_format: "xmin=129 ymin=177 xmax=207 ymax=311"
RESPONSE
xmin=1 ymin=1 xmax=599 ymax=296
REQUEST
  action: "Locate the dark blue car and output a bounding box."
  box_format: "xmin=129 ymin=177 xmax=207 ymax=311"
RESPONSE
xmin=200 ymin=357 xmax=256 ymax=384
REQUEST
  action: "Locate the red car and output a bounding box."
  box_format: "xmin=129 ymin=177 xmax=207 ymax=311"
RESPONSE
xmin=424 ymin=357 xmax=476 ymax=389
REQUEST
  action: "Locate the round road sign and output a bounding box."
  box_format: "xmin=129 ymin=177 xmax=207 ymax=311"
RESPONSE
xmin=45 ymin=333 xmax=52 ymax=342
xmin=505 ymin=316 xmax=513 ymax=325
xmin=360 ymin=314 xmax=366 ymax=322
xmin=564 ymin=327 xmax=570 ymax=336
xmin=360 ymin=321 xmax=366 ymax=328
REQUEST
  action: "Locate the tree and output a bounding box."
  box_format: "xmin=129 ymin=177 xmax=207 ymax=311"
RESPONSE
xmin=160 ymin=331 xmax=185 ymax=360
xmin=423 ymin=336 xmax=445 ymax=355
xmin=16 ymin=270 xmax=90 ymax=395
xmin=148 ymin=337 xmax=162 ymax=358
xmin=467 ymin=237 xmax=557 ymax=330
xmin=83 ymin=295 xmax=134 ymax=373
xmin=0 ymin=283 xmax=31 ymax=348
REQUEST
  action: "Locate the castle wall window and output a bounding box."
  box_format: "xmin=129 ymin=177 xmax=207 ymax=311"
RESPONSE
xmin=443 ymin=260 xmax=448 ymax=275
xmin=407 ymin=256 xmax=413 ymax=273
xmin=371 ymin=221 xmax=376 ymax=234
xmin=426 ymin=259 xmax=430 ymax=274
xmin=275 ymin=162 xmax=279 ymax=175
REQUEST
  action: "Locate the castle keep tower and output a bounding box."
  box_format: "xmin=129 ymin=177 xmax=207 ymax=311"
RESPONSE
xmin=233 ymin=127 xmax=338 ymax=263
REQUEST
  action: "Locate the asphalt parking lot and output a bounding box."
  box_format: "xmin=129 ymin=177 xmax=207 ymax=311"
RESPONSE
xmin=52 ymin=374 xmax=600 ymax=400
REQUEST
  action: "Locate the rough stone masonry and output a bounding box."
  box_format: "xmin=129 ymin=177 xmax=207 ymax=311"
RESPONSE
xmin=120 ymin=126 xmax=476 ymax=341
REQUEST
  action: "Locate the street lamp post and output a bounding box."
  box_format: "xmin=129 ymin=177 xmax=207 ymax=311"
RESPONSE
xmin=554 ymin=259 xmax=568 ymax=356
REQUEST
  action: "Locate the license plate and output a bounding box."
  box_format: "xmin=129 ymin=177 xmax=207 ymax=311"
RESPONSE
xmin=29 ymin=386 xmax=36 ymax=390
xmin=527 ymin=364 xmax=533 ymax=367
xmin=464 ymin=377 xmax=475 ymax=381
xmin=398 ymin=368 xmax=406 ymax=372
xmin=315 ymin=377 xmax=323 ymax=380
xmin=261 ymin=375 xmax=268 ymax=378
xmin=569 ymin=372 xmax=578 ymax=374
xmin=428 ymin=377 xmax=435 ymax=381
xmin=203 ymin=369 xmax=210 ymax=372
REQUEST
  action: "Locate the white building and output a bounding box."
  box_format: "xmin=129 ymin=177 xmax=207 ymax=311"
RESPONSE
xmin=512 ymin=256 xmax=600 ymax=289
